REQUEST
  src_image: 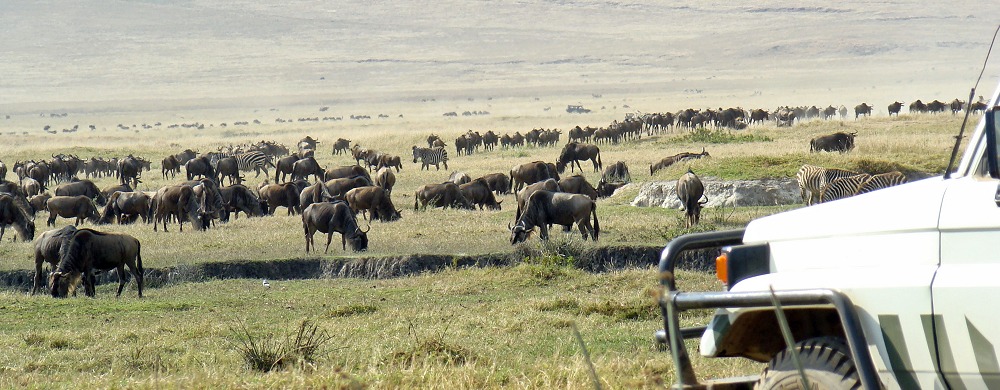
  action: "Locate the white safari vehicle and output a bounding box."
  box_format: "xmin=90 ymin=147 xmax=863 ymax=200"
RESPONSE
xmin=657 ymin=83 xmax=1000 ymax=389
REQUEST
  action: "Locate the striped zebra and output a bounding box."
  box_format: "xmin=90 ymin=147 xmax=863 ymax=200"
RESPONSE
xmin=857 ymin=171 xmax=907 ymax=195
xmin=411 ymin=146 xmax=449 ymax=171
xmin=819 ymin=173 xmax=871 ymax=203
xmin=209 ymin=151 xmax=273 ymax=178
xmin=796 ymin=165 xmax=859 ymax=205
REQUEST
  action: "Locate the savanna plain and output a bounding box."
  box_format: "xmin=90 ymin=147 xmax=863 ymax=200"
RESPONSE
xmin=0 ymin=108 xmax=969 ymax=388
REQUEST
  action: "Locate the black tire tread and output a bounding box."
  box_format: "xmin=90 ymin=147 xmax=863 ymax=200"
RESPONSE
xmin=756 ymin=336 xmax=862 ymax=390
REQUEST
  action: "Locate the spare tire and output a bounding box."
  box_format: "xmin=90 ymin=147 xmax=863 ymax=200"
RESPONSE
xmin=756 ymin=336 xmax=862 ymax=390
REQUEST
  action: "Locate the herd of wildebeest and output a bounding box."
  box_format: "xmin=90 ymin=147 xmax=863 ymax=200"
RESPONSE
xmin=4 ymin=98 xmax=963 ymax=298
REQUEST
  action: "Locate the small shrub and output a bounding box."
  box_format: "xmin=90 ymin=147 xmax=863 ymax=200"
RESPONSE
xmin=23 ymin=333 xmax=46 ymax=347
xmin=581 ymin=300 xmax=658 ymax=321
xmin=677 ymin=128 xmax=772 ymax=144
xmin=389 ymin=338 xmax=476 ymax=366
xmin=536 ymin=298 xmax=581 ymax=313
xmin=327 ymin=304 xmax=378 ymax=318
xmin=229 ymin=319 xmax=332 ymax=372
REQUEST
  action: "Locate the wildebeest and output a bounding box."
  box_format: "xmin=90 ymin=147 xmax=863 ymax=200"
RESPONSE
xmin=676 ymin=170 xmax=707 ymax=228
xmin=49 ymin=228 xmax=143 ymax=298
xmin=374 ymin=167 xmax=396 ymax=195
xmin=927 ymin=99 xmax=947 ymax=114
xmin=55 ymin=179 xmax=107 ymax=206
xmin=152 ymin=185 xmax=202 ymax=232
xmin=854 ymin=103 xmax=873 ymax=119
xmin=117 ymin=155 xmax=146 ymax=187
xmin=0 ymin=193 xmax=35 ymax=241
xmin=28 ymin=192 xmax=51 ymax=215
xmin=376 ymin=154 xmax=403 ymax=172
xmin=558 ymin=175 xmax=599 ymax=200
xmin=345 ymin=186 xmax=402 ymax=222
xmin=185 ymin=156 xmax=215 ymax=181
xmin=810 ymin=132 xmax=856 ymax=153
xmin=449 ymin=171 xmax=471 ymax=185
xmin=215 ymin=157 xmax=242 ymax=186
xmin=302 ymin=201 xmax=369 ymax=252
xmin=162 ymin=155 xmax=181 ymax=179
xmin=459 ymin=179 xmax=502 ymax=210
xmin=332 ymin=138 xmax=351 ymax=155
xmin=299 ymin=181 xmax=336 ymax=212
xmin=220 ymin=184 xmax=264 ymax=219
xmin=650 ymin=149 xmax=710 ymax=175
xmin=510 ymin=190 xmax=599 ymax=243
xmin=950 ymin=98 xmax=965 ymax=115
xmin=414 ymin=182 xmax=474 ymax=210
xmin=259 ymin=181 xmax=307 ymax=215
xmin=46 ymin=195 xmax=100 ymax=227
xmin=516 ymin=178 xmax=561 ymax=219
xmin=274 ymin=155 xmax=300 ymax=183
xmin=601 ymin=161 xmax=631 ymax=184
xmin=21 ymin=177 xmax=42 ymax=197
xmin=325 ymin=176 xmax=373 ymax=199
xmin=596 ymin=180 xmax=627 ymax=198
xmin=32 ymin=225 xmax=78 ymax=295
xmin=556 ymin=142 xmax=602 ymax=173
xmin=99 ymin=191 xmax=152 ymax=224
xmin=888 ymin=101 xmax=904 ymax=117
xmin=479 ymin=172 xmax=511 ymax=195
xmin=510 ymin=161 xmax=559 ymax=193
xmin=324 ymin=164 xmax=372 ymax=184
xmin=909 ymin=99 xmax=927 ymax=113
xmin=291 ymin=156 xmax=324 ymax=182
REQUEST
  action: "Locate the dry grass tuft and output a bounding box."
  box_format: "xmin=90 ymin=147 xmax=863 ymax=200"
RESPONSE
xmin=230 ymin=319 xmax=332 ymax=372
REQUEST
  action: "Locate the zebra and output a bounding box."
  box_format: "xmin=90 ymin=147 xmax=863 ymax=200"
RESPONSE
xmin=857 ymin=171 xmax=908 ymax=195
xmin=411 ymin=146 xmax=448 ymax=171
xmin=208 ymin=151 xmax=273 ymax=178
xmin=796 ymin=165 xmax=859 ymax=206
xmin=819 ymin=173 xmax=871 ymax=203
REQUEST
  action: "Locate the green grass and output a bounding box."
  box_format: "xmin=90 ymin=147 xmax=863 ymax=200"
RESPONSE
xmin=0 ymin=265 xmax=759 ymax=388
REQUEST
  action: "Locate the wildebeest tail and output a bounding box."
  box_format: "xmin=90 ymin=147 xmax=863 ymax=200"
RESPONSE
xmin=597 ymin=151 xmax=602 ymax=171
xmin=591 ymin=201 xmax=599 ymax=241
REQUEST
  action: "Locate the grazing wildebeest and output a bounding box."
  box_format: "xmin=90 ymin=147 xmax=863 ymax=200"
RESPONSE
xmin=810 ymin=132 xmax=857 ymax=153
xmin=414 ymin=182 xmax=474 ymax=210
xmin=324 ymin=165 xmax=372 ymax=183
xmin=510 ymin=161 xmax=559 ymax=193
xmin=291 ymin=156 xmax=324 ymax=182
xmin=185 ymin=156 xmax=215 ymax=181
xmin=351 ymin=145 xmax=376 ymax=166
xmin=650 ymin=149 xmax=710 ymax=175
xmin=509 ymin=190 xmax=598 ymax=243
xmin=299 ymin=181 xmax=335 ymax=212
xmin=46 ymin=195 xmax=100 ymax=227
xmin=558 ymin=175 xmax=599 ymax=200
xmin=449 ymin=171 xmax=471 ymax=185
xmin=29 ymin=192 xmax=51 ymax=215
xmin=215 ymin=157 xmax=242 ymax=186
xmin=459 ymin=179 xmax=502 ymax=210
xmin=49 ymin=228 xmax=143 ymax=298
xmin=854 ymin=103 xmax=873 ymax=119
xmin=99 ymin=191 xmax=152 ymax=224
xmin=332 ymin=138 xmax=351 ymax=155
xmin=596 ymin=180 xmax=627 ymax=198
xmin=374 ymin=167 xmax=396 ymax=195
xmin=259 ymin=181 xmax=307 ymax=215
xmin=0 ymin=193 xmax=35 ymax=241
xmin=376 ymin=154 xmax=403 ymax=172
xmin=32 ymin=225 xmax=78 ymax=295
xmin=601 ymin=161 xmax=631 ymax=184
xmin=302 ymin=201 xmax=369 ymax=253
xmin=274 ymin=155 xmax=301 ymax=183
xmin=325 ymin=176 xmax=373 ymax=199
xmin=556 ymin=142 xmax=602 ymax=173
xmin=162 ymin=155 xmax=181 ymax=179
xmin=888 ymin=101 xmax=904 ymax=117
xmin=151 ymin=185 xmax=202 ymax=232
xmin=55 ymin=179 xmax=106 ymax=206
xmin=479 ymin=172 xmax=511 ymax=195
xmin=345 ymin=186 xmax=402 ymax=222
xmin=298 ymin=136 xmax=320 ymax=154
xmin=676 ymin=169 xmax=707 ymax=228
xmin=516 ymin=178 xmax=561 ymax=219
xmin=220 ymin=184 xmax=264 ymax=219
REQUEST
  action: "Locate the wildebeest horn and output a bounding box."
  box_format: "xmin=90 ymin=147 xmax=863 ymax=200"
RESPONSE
xmin=508 ymin=222 xmax=513 ymax=231
xmin=497 ymin=199 xmax=503 ymax=204
xmin=361 ymin=223 xmax=371 ymax=233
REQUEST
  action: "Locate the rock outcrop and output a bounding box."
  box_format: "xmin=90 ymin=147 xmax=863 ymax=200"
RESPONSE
xmin=632 ymin=178 xmax=800 ymax=209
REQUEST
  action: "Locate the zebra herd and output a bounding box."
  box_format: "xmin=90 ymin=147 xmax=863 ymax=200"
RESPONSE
xmin=796 ymin=164 xmax=908 ymax=205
